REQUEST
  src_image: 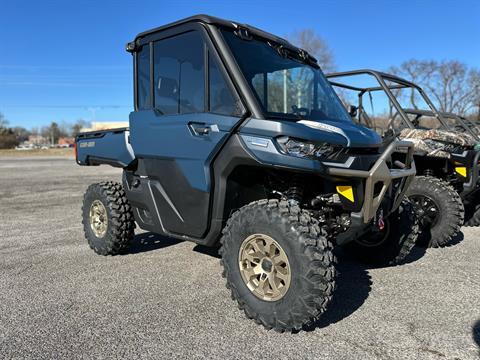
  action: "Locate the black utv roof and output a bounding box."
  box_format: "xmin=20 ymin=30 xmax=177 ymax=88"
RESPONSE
xmin=128 ymin=14 xmax=315 ymax=61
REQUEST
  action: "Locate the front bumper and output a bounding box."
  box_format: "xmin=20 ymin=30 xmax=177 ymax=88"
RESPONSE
xmin=326 ymin=140 xmax=416 ymax=223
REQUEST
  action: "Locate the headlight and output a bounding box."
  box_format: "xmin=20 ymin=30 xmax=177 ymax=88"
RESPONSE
xmin=277 ymin=137 xmax=336 ymax=159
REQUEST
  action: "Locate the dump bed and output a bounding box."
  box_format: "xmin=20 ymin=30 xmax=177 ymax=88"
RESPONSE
xmin=75 ymin=128 xmax=135 ymax=168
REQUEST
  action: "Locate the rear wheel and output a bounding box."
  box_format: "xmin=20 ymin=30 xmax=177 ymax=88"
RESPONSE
xmin=407 ymin=176 xmax=464 ymax=247
xmin=344 ymin=200 xmax=419 ymax=266
xmin=220 ymin=199 xmax=336 ymax=332
xmin=82 ymin=181 xmax=135 ymax=255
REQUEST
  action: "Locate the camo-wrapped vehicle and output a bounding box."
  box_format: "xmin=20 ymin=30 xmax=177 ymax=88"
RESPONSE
xmin=395 ymin=109 xmax=480 ymax=227
xmin=327 ymin=70 xmax=480 ymax=247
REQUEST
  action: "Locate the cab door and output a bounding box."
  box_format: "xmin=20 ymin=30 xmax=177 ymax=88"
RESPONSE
xmin=129 ymin=25 xmax=244 ymax=238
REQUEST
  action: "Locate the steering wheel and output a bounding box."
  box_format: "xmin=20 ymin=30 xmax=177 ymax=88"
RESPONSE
xmin=291 ymin=105 xmax=309 ymax=117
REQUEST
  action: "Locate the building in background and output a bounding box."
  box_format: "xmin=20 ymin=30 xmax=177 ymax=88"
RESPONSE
xmin=28 ymin=134 xmax=47 ymax=146
xmin=58 ymin=137 xmax=75 ymax=146
xmin=80 ymin=121 xmax=129 ymax=132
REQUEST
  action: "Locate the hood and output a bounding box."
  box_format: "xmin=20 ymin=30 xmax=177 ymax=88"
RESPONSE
xmin=239 ymin=118 xmax=383 ymax=148
xmin=297 ymin=120 xmax=382 ymax=148
xmin=399 ymin=128 xmax=476 ymax=158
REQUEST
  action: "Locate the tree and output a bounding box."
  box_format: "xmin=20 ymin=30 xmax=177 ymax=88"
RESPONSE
xmin=391 ymin=59 xmax=480 ymax=117
xmin=287 ymin=29 xmax=336 ymax=72
xmin=41 ymin=122 xmax=62 ymax=145
xmin=71 ymin=119 xmax=89 ymax=137
xmin=468 ymin=69 xmax=480 ymax=121
xmin=426 ymin=61 xmax=476 ymax=115
xmin=390 ymin=60 xmax=436 ymax=110
xmin=0 ymin=112 xmax=8 ymax=129
xmin=11 ymin=127 xmax=30 ymax=143
xmin=0 ymin=113 xmax=18 ymax=149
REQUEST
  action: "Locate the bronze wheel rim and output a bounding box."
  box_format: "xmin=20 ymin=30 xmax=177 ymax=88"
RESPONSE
xmin=238 ymin=234 xmax=291 ymax=302
xmin=89 ymin=200 xmax=108 ymax=238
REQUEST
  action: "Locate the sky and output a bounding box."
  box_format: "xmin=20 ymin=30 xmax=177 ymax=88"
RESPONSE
xmin=1 ymin=0 xmax=479 ymax=129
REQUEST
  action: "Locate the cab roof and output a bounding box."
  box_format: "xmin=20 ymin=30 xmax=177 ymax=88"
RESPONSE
xmin=129 ymin=14 xmax=310 ymax=59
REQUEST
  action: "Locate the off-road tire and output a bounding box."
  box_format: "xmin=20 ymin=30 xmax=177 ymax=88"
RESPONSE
xmin=344 ymin=200 xmax=419 ymax=266
xmin=219 ymin=199 xmax=336 ymax=332
xmin=82 ymin=181 xmax=135 ymax=255
xmin=407 ymin=176 xmax=464 ymax=248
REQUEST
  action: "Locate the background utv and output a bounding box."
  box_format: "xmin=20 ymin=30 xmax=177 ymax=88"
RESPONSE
xmin=76 ymin=15 xmax=418 ymax=332
xmin=328 ymin=70 xmax=480 ymax=247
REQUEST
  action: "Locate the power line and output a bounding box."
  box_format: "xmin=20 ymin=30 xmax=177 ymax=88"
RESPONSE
xmin=1 ymin=105 xmax=130 ymax=109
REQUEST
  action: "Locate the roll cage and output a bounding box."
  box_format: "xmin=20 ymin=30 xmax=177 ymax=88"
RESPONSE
xmin=401 ymin=109 xmax=480 ymax=140
xmin=326 ymin=69 xmax=452 ymax=135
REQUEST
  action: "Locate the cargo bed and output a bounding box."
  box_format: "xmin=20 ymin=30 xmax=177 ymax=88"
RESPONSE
xmin=75 ymin=128 xmax=134 ymax=168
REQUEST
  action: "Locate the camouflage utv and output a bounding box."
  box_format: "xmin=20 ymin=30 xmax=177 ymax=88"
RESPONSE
xmin=327 ymin=70 xmax=480 ymax=247
xmin=394 ymin=109 xmax=480 ymax=227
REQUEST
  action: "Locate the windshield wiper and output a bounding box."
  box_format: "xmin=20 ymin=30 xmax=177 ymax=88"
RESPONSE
xmin=267 ymin=113 xmax=303 ymax=121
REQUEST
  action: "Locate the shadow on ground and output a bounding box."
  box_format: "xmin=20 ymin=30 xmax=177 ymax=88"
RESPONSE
xmin=397 ymin=245 xmax=427 ymax=266
xmin=126 ymin=232 xmax=443 ymax=333
xmin=473 ymin=319 xmax=480 ymax=349
xmin=305 ymin=249 xmax=372 ymax=332
xmin=193 ymin=244 xmax=221 ymax=258
xmin=126 ymin=232 xmax=222 ymax=258
xmin=417 ymin=230 xmax=465 ymax=249
xmin=127 ymin=232 xmax=182 ymax=254
xmin=445 ymin=231 xmax=465 ymax=247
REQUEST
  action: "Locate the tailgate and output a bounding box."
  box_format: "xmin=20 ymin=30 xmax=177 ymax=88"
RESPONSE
xmin=75 ymin=128 xmax=134 ymax=168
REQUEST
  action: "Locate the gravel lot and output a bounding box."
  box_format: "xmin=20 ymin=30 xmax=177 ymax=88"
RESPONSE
xmin=0 ymin=156 xmax=479 ymax=359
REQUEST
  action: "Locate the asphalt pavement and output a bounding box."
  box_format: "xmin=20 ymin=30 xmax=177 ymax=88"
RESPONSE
xmin=0 ymin=156 xmax=479 ymax=359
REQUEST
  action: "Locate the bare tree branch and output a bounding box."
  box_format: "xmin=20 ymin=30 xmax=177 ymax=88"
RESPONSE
xmin=392 ymin=59 xmax=479 ymax=117
xmin=287 ymin=29 xmax=336 ymax=72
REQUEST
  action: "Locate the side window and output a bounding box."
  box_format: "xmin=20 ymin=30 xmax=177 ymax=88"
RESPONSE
xmin=209 ymin=53 xmax=239 ymax=116
xmin=153 ymin=31 xmax=204 ymax=115
xmin=137 ymin=44 xmax=151 ymax=110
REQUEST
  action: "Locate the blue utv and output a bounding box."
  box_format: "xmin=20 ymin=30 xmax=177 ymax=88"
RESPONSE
xmin=76 ymin=15 xmax=418 ymax=332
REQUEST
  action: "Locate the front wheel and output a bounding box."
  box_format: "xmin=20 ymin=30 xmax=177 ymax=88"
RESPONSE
xmin=407 ymin=176 xmax=464 ymax=247
xmin=220 ymin=199 xmax=336 ymax=332
xmin=344 ymin=200 xmax=419 ymax=266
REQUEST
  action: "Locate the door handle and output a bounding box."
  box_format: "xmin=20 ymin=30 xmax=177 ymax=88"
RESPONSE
xmin=189 ymin=122 xmax=210 ymax=136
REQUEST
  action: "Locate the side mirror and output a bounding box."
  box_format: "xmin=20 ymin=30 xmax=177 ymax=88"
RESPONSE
xmin=348 ymin=105 xmax=358 ymax=118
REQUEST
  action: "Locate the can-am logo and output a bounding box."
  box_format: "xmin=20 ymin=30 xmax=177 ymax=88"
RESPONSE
xmin=79 ymin=141 xmax=95 ymax=148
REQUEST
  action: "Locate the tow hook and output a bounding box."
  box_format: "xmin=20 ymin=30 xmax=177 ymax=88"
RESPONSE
xmin=377 ymin=209 xmax=385 ymax=230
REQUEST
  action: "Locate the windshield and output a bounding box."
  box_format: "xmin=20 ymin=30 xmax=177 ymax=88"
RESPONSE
xmin=221 ymin=29 xmax=352 ymax=123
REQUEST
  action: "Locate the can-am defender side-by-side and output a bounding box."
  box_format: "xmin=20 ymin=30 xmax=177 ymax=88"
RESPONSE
xmin=392 ymin=109 xmax=480 ymax=226
xmin=75 ymin=16 xmax=418 ymax=332
xmin=327 ymin=70 xmax=479 ymax=247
